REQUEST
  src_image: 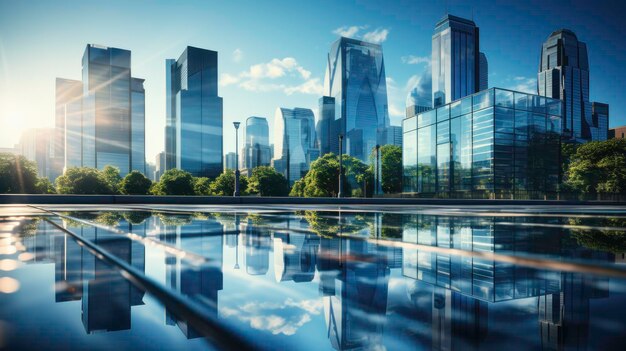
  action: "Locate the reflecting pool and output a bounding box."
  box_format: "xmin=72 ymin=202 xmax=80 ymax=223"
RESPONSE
xmin=1 ymin=204 xmax=626 ymax=350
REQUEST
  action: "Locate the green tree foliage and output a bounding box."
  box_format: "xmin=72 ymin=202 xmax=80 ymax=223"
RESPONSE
xmin=561 ymin=143 xmax=580 ymax=179
xmin=370 ymin=145 xmax=402 ymax=194
xmin=0 ymin=153 xmax=39 ymax=193
xmin=247 ymin=166 xmax=289 ymax=196
xmin=102 ymin=165 xmax=122 ymax=194
xmin=569 ymin=217 xmax=626 ymax=253
xmin=290 ymin=153 xmax=371 ymax=197
xmin=151 ymin=169 xmax=195 ymax=195
xmin=210 ymin=169 xmax=248 ymax=196
xmin=123 ymin=211 xmax=152 ymax=225
xmin=35 ymin=177 xmax=56 ymax=194
xmin=55 ymin=167 xmax=115 ymax=194
xmin=193 ymin=177 xmax=212 ymax=195
xmin=120 ymin=171 xmax=152 ymax=195
xmin=566 ymin=139 xmax=626 ymax=194
xmin=290 ymin=178 xmax=305 ymax=197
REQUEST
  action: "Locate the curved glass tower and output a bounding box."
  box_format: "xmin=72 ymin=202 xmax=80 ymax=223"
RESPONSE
xmin=322 ymin=37 xmax=389 ymax=162
xmin=272 ymin=107 xmax=319 ymax=184
xmin=242 ymin=116 xmax=271 ymax=173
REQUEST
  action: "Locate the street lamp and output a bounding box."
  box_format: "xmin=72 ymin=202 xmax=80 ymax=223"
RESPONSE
xmin=338 ymin=134 xmax=344 ymax=198
xmin=233 ymin=121 xmax=241 ymax=197
xmin=375 ymin=144 xmax=381 ymax=196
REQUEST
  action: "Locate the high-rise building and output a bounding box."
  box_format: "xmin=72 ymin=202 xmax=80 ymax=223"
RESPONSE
xmin=154 ymin=151 xmax=165 ymax=181
xmin=316 ymin=96 xmax=335 ymax=156
xmin=432 ymin=15 xmax=480 ymax=107
xmin=54 ymin=78 xmax=82 ymax=177
xmin=165 ymin=46 xmax=223 ymax=178
xmin=224 ymin=152 xmax=237 ymax=171
xmin=479 ymin=52 xmax=488 ymax=91
xmin=272 ymin=107 xmax=319 ymax=184
xmin=591 ymin=102 xmax=609 ymax=141
xmin=56 ymin=45 xmax=145 ymax=176
xmin=403 ymin=88 xmax=563 ymax=198
xmin=538 ymin=29 xmax=600 ymax=142
xmin=19 ymin=128 xmax=54 ymax=179
xmin=241 ymin=116 xmax=271 ymax=175
xmin=323 ymin=37 xmax=390 ymax=162
xmin=130 ymin=78 xmax=146 ymax=173
xmin=378 ymin=125 xmax=402 ymax=147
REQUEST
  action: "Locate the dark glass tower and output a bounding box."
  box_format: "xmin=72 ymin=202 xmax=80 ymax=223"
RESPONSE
xmin=479 ymin=52 xmax=488 ymax=91
xmin=538 ymin=29 xmax=593 ymax=142
xmin=130 ymin=78 xmax=146 ymax=173
xmin=323 ymin=37 xmax=390 ymax=162
xmin=166 ymin=46 xmax=223 ymax=178
xmin=432 ymin=15 xmax=480 ymax=107
xmin=242 ymin=116 xmax=271 ymax=174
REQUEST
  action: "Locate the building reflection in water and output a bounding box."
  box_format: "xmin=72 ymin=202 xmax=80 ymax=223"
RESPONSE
xmin=14 ymin=211 xmax=619 ymax=350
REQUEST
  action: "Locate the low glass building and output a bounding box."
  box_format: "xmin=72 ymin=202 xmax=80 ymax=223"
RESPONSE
xmin=402 ymin=88 xmax=562 ymax=199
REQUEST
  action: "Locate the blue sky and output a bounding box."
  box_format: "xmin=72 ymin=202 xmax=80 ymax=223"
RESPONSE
xmin=1 ymin=0 xmax=624 ymax=162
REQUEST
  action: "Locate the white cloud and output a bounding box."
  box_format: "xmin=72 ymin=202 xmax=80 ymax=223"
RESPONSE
xmin=232 ymin=48 xmax=243 ymax=63
xmin=332 ymin=25 xmax=366 ymax=38
xmin=509 ymin=76 xmax=537 ymax=94
xmin=363 ymin=28 xmax=389 ymax=44
xmin=220 ymin=57 xmax=320 ymax=95
xmin=401 ymin=55 xmax=430 ymax=65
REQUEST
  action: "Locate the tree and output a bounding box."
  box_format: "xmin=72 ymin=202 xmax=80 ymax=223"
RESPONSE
xmin=56 ymin=167 xmax=115 ymax=194
xmin=151 ymin=169 xmax=195 ymax=195
xmin=370 ymin=145 xmax=402 ymax=194
xmin=102 ymin=165 xmax=122 ymax=194
xmin=120 ymin=171 xmax=152 ymax=195
xmin=247 ymin=166 xmax=289 ymax=196
xmin=35 ymin=177 xmax=56 ymax=194
xmin=193 ymin=177 xmax=212 ymax=195
xmin=290 ymin=153 xmax=371 ymax=197
xmin=566 ymin=139 xmax=626 ymax=195
xmin=290 ymin=178 xmax=305 ymax=197
xmin=210 ymin=169 xmax=248 ymax=196
xmin=0 ymin=153 xmax=39 ymax=194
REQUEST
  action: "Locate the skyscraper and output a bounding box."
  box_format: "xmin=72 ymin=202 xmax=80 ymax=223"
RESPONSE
xmin=19 ymin=128 xmax=54 ymax=179
xmin=165 ymin=46 xmax=223 ymax=178
xmin=55 ymin=45 xmax=145 ymax=176
xmin=322 ymin=37 xmax=390 ymax=162
xmin=130 ymin=78 xmax=146 ymax=173
xmin=316 ymin=96 xmax=335 ymax=156
xmin=538 ymin=29 xmax=595 ymax=142
xmin=272 ymin=107 xmax=319 ymax=184
xmin=591 ymin=102 xmax=609 ymax=141
xmin=54 ymin=78 xmax=82 ymax=178
xmin=241 ymin=116 xmax=271 ymax=175
xmin=479 ymin=52 xmax=488 ymax=91
xmin=432 ymin=15 xmax=480 ymax=107
xmin=224 ymin=152 xmax=237 ymax=171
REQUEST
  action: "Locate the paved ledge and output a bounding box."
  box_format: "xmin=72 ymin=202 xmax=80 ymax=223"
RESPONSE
xmin=1 ymin=194 xmax=625 ymax=207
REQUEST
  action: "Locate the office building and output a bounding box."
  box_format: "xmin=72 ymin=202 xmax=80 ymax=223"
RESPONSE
xmin=322 ymin=37 xmax=390 ymax=162
xmin=19 ymin=128 xmax=54 ymax=179
xmin=165 ymin=46 xmax=223 ymax=178
xmin=538 ymin=29 xmax=606 ymax=142
xmin=609 ymin=125 xmax=626 ymax=139
xmin=378 ymin=125 xmax=402 ymax=147
xmin=272 ymin=107 xmax=319 ymax=184
xmin=432 ymin=15 xmax=481 ymax=107
xmin=54 ymin=78 xmax=82 ymax=177
xmin=130 ymin=78 xmax=146 ymax=173
xmin=316 ymin=96 xmax=335 ymax=156
xmin=241 ymin=116 xmax=271 ymax=175
xmin=591 ymin=102 xmax=609 ymax=141
xmin=224 ymin=152 xmax=237 ymax=171
xmin=406 ymin=81 xmax=432 ymax=119
xmin=154 ymin=151 xmax=165 ymax=181
xmin=479 ymin=52 xmax=488 ymax=91
xmin=403 ymin=88 xmax=562 ymax=199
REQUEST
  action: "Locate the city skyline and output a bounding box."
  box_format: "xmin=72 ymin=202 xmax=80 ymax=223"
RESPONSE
xmin=1 ymin=1 xmax=624 ymax=164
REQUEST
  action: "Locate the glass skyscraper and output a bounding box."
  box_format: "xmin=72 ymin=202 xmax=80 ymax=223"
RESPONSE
xmin=537 ymin=29 xmax=604 ymax=142
xmin=130 ymin=78 xmax=146 ymax=173
xmin=322 ymin=37 xmax=390 ymax=162
xmin=166 ymin=46 xmax=223 ymax=178
xmin=479 ymin=52 xmax=488 ymax=91
xmin=591 ymin=102 xmax=609 ymax=141
xmin=272 ymin=107 xmax=319 ymax=184
xmin=56 ymin=45 xmax=145 ymax=177
xmin=242 ymin=116 xmax=271 ymax=174
xmin=432 ymin=15 xmax=480 ymax=107
xmin=316 ymin=96 xmax=335 ymax=156
xmin=403 ymin=88 xmax=562 ymax=199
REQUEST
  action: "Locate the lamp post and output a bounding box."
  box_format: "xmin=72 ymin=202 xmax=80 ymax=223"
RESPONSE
xmin=338 ymin=134 xmax=344 ymax=198
xmin=233 ymin=121 xmax=241 ymax=197
xmin=375 ymin=144 xmax=380 ymax=196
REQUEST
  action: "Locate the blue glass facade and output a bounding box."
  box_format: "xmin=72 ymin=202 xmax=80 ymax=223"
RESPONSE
xmin=403 ymin=88 xmax=562 ymax=199
xmin=242 ymin=116 xmax=271 ymax=174
xmin=166 ymin=46 xmax=223 ymax=178
xmin=322 ymin=37 xmax=390 ymax=162
xmin=130 ymin=78 xmax=146 ymax=174
xmin=272 ymin=107 xmax=319 ymax=184
xmin=432 ymin=15 xmax=480 ymax=107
